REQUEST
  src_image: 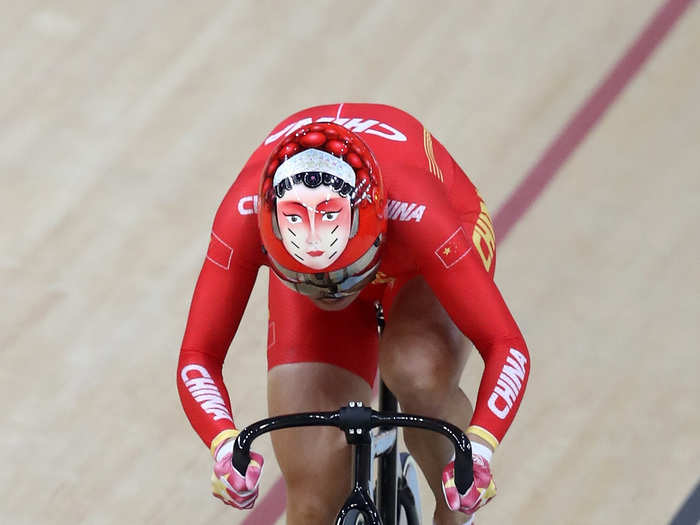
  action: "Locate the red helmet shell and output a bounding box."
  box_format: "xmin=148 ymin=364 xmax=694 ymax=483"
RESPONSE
xmin=259 ymin=122 xmax=387 ymax=276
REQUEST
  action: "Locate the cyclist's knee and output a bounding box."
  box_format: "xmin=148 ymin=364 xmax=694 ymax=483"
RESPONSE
xmin=380 ymin=279 xmax=468 ymax=408
xmin=286 ymin=494 xmax=339 ymax=523
xmin=381 ymin=347 xmax=456 ymax=408
xmin=285 ymin=475 xmax=349 ymax=523
xmin=274 ymin=427 xmax=352 ymax=520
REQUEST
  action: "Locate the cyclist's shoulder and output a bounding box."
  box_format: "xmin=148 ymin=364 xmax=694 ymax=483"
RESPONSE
xmin=211 ymin=174 xmax=264 ymax=269
xmin=216 ymin=156 xmax=262 ymax=207
xmin=258 ymin=102 xmax=427 ymax=147
xmin=342 ymin=102 xmax=428 ymax=140
xmin=273 ymin=102 xmax=424 ymax=123
xmin=209 ymin=158 xmax=263 ymax=254
xmin=341 ymin=101 xmax=425 ymax=123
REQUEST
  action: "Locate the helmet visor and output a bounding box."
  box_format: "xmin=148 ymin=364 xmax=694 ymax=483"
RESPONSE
xmin=268 ymin=237 xmax=382 ymax=300
xmin=288 ymin=260 xmax=380 ymax=299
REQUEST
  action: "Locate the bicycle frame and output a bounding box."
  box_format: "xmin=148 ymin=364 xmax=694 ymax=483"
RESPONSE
xmin=232 ymin=392 xmax=473 ymax=525
xmin=376 ymin=380 xmax=398 ymax=524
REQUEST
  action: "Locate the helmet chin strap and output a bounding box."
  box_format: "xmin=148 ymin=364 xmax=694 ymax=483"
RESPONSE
xmin=349 ymin=207 xmax=359 ymax=238
xmin=271 ymin=207 xmax=282 ymax=240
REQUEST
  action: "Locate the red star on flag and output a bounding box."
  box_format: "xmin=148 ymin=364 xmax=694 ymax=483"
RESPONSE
xmin=435 ymin=227 xmax=471 ymax=269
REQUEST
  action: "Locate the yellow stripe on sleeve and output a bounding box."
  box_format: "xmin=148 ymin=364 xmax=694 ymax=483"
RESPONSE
xmin=210 ymin=428 xmax=240 ymax=457
xmin=466 ymin=425 xmax=500 ymax=450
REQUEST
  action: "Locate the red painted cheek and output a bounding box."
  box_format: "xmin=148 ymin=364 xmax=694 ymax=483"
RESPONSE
xmin=289 ymin=223 xmax=310 ymax=240
xmin=278 ymin=214 xmax=310 ymax=242
xmin=340 ymin=211 xmax=351 ymax=231
xmin=331 ymin=213 xmax=351 ymax=232
xmin=318 ymin=212 xmax=351 ymax=240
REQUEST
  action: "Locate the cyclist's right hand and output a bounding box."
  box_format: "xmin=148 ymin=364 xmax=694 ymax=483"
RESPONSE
xmin=210 ymin=429 xmax=264 ymax=509
xmin=442 ymin=442 xmax=496 ymax=516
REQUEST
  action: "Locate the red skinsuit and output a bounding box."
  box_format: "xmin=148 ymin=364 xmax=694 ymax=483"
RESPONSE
xmin=177 ymin=103 xmax=530 ymax=451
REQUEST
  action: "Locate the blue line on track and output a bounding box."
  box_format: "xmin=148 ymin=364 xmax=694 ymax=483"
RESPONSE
xmin=669 ymin=479 xmax=700 ymax=525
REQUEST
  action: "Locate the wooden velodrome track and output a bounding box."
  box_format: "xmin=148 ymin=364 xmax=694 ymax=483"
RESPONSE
xmin=1 ymin=1 xmax=698 ymax=524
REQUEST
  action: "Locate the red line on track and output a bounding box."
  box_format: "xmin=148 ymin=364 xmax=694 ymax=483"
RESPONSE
xmin=493 ymin=0 xmax=694 ymax=240
xmin=243 ymin=1 xmax=693 ymax=522
xmin=240 ymin=478 xmax=286 ymax=525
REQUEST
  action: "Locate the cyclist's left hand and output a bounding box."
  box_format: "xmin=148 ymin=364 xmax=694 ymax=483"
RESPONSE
xmin=210 ymin=429 xmax=264 ymax=509
xmin=441 ymin=443 xmax=497 ymax=515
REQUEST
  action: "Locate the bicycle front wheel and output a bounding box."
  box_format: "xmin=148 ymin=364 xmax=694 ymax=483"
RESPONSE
xmin=398 ymin=452 xmax=422 ymax=525
xmin=340 ymin=509 xmax=369 ymax=525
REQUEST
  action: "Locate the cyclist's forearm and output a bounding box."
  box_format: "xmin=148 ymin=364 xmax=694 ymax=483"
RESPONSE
xmin=468 ymin=337 xmax=530 ymax=449
xmin=177 ymin=253 xmax=258 ymax=448
xmin=177 ymin=348 xmax=237 ymax=448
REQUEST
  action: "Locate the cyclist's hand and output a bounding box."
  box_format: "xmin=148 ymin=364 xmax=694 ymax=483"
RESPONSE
xmin=210 ymin=429 xmax=264 ymax=509
xmin=441 ymin=442 xmax=496 ymax=516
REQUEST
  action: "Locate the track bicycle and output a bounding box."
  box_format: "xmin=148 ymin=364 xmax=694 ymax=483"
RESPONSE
xmin=233 ymin=302 xmax=472 ymax=524
xmin=232 ymin=382 xmax=474 ymax=525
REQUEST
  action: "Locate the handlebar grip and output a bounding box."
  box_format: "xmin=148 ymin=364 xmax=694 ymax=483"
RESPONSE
xmin=231 ymin=437 xmax=251 ymax=477
xmin=454 ymin=449 xmax=474 ymax=494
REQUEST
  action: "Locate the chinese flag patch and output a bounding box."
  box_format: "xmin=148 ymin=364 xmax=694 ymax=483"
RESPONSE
xmin=435 ymin=227 xmax=472 ymax=269
xmin=206 ymin=232 xmax=233 ymax=270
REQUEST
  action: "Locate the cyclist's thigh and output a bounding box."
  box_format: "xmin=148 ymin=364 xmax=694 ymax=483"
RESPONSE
xmin=267 ymin=362 xmax=371 ymax=495
xmin=380 ymin=276 xmax=470 ymax=393
xmin=267 ymin=272 xmax=380 ymax=387
xmin=267 ymin=274 xmax=375 ymax=514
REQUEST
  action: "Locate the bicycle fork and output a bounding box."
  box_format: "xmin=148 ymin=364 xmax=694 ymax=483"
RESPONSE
xmin=335 ymin=405 xmax=382 ymax=525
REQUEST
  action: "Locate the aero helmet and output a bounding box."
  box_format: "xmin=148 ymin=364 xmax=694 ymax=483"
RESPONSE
xmin=258 ymin=122 xmax=387 ymax=299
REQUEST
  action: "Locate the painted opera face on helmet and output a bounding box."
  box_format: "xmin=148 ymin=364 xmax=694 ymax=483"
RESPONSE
xmin=276 ymin=182 xmax=352 ymax=270
xmin=270 ymin=147 xmax=360 ymax=271
xmin=260 ymin=123 xmax=386 ymax=284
